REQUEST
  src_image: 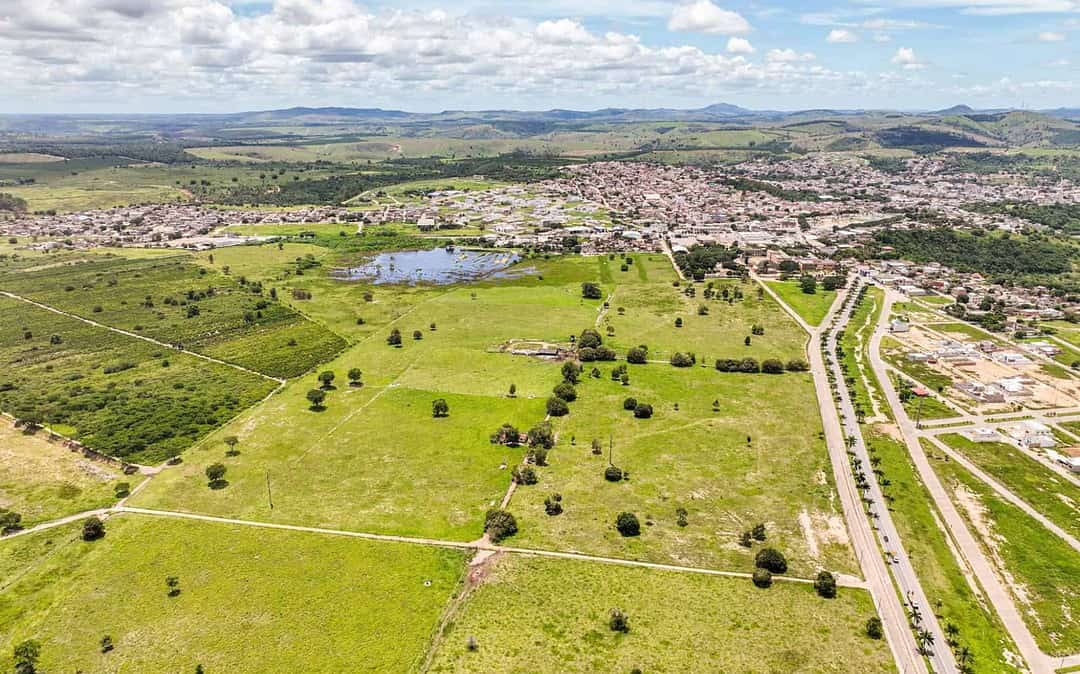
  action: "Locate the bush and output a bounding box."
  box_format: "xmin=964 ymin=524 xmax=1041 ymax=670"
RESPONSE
xmin=785 ymin=359 xmax=809 ymax=372
xmin=622 ymin=397 xmax=638 ymax=411
xmin=81 ymin=516 xmax=106 ymax=541
xmin=761 ymin=359 xmax=784 ymax=374
xmin=604 ymin=465 xmax=624 ymax=482
xmin=670 ymin=352 xmax=694 ymax=367
xmin=609 ymin=608 xmax=630 ymax=633
xmin=553 ymin=381 xmax=577 ymax=402
xmin=626 ymin=346 xmax=648 ymax=364
xmin=205 ymin=463 xmax=227 ymax=488
xmin=814 ymin=571 xmax=837 ymax=599
xmin=387 ymin=328 xmax=402 ymax=346
xmin=527 ymin=421 xmax=555 ymax=449
xmin=527 ymin=446 xmax=548 ymax=466
xmin=751 ymin=523 xmax=766 ymax=541
xmin=578 ymin=328 xmax=603 ymax=349
xmin=615 ymin=511 xmax=640 ymax=536
xmin=544 ymin=493 xmax=563 ymax=516
xmin=581 ymin=282 xmax=602 ymax=300
xmin=754 ymin=547 xmax=788 ymax=574
xmin=432 ymin=398 xmax=450 ymax=417
xmin=715 ymin=357 xmax=760 ymax=373
xmin=484 ymin=508 xmax=518 ymax=543
xmin=546 ymin=397 xmax=570 ymax=417
xmin=752 ymin=568 xmax=773 ymax=588
xmin=865 ymin=617 xmax=883 ymax=639
xmin=633 ymin=402 xmax=653 ymax=419
xmin=512 ymin=465 xmax=538 ymax=485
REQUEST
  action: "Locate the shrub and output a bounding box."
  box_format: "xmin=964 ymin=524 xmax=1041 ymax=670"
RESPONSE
xmin=622 ymin=397 xmax=638 ymax=411
xmin=492 ymin=423 xmax=521 ymax=446
xmin=626 ymin=346 xmax=648 ymax=364
xmin=412 ymin=330 xmax=423 ymax=340
xmin=609 ymin=608 xmax=630 ymax=633
xmin=553 ymin=381 xmax=577 ymax=402
xmin=527 ymin=421 xmax=555 ymax=449
xmin=751 ymin=523 xmax=767 ymax=541
xmin=581 ymin=282 xmax=602 ymax=300
xmin=527 ymin=446 xmax=548 ymax=466
xmin=674 ymin=317 xmax=683 ymax=327
xmin=81 ymin=516 xmax=106 ymax=541
xmin=752 ymin=568 xmax=773 ymax=588
xmin=484 ymin=508 xmax=518 ymax=543
xmin=546 ymin=397 xmax=569 ymax=417
xmin=785 ymin=359 xmax=810 ymax=372
xmin=578 ymin=328 xmax=603 ymax=349
xmin=604 ymin=465 xmax=624 ymax=482
xmin=432 ymin=398 xmax=450 ymax=417
xmin=205 ymin=463 xmax=227 ymax=488
xmin=754 ymin=547 xmax=788 ymax=574
xmin=615 ymin=511 xmax=640 ymax=536
xmin=387 ymin=328 xmax=402 ymax=346
xmin=512 ymin=465 xmax=538 ymax=485
xmin=865 ymin=617 xmax=883 ymax=639
xmin=814 ymin=571 xmax=837 ymax=599
xmin=761 ymin=359 xmax=784 ymax=374
xmin=561 ymin=361 xmax=582 ymax=383
xmin=633 ymin=402 xmax=653 ymax=419
xmin=544 ymin=493 xmax=563 ymax=516
xmin=670 ymin=352 xmax=694 ymax=367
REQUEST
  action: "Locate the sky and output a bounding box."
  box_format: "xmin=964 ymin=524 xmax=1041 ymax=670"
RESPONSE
xmin=0 ymin=0 xmax=1077 ymax=114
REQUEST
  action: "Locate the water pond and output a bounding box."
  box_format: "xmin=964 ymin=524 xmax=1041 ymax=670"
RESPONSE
xmin=333 ymin=248 xmax=526 ymax=285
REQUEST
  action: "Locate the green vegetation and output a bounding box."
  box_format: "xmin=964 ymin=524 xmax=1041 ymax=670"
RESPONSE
xmin=766 ymin=280 xmax=837 ymax=327
xmin=0 ymin=515 xmax=465 ymax=672
xmin=963 ymin=202 xmax=1080 ymax=234
xmin=869 ymin=228 xmax=1073 ymax=278
xmin=0 ymin=295 xmax=275 ymax=463
xmin=428 ymin=554 xmax=893 ymax=673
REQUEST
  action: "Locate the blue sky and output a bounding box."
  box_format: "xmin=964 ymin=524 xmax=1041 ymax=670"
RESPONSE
xmin=0 ymin=0 xmax=1076 ymax=113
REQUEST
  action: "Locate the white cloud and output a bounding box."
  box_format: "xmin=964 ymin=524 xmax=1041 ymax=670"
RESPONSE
xmin=891 ymin=46 xmax=925 ymax=69
xmin=826 ymin=29 xmax=858 ymax=43
xmin=766 ymin=48 xmax=816 ymax=63
xmin=1037 ymin=31 xmax=1066 ymax=41
xmin=872 ymin=0 xmax=1080 ymax=16
xmin=536 ymin=19 xmax=593 ymax=44
xmin=725 ymin=36 xmax=754 ymax=54
xmin=668 ymin=0 xmax=751 ymax=35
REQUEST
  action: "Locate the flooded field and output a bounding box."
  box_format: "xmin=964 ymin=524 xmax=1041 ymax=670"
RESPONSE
xmin=333 ymin=248 xmax=524 ymax=285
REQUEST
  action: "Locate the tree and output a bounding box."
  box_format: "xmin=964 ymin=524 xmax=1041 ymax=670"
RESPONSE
xmin=546 ymin=397 xmax=569 ymax=417
xmin=581 ymin=282 xmax=602 ymax=300
xmin=13 ymin=639 xmax=40 ymax=674
xmin=544 ymin=493 xmax=563 ymax=516
xmin=318 ymin=371 xmax=335 ymax=388
xmin=0 ymin=507 xmax=22 ymax=534
xmin=865 ymin=616 xmax=883 ymax=639
xmin=387 ymin=328 xmax=402 ymax=346
xmin=508 ymin=383 xmax=517 ymax=397
xmin=205 ymin=463 xmax=227 ymax=488
xmin=622 ymin=397 xmax=638 ymax=411
xmin=512 ymin=465 xmax=538 ymax=485
xmin=814 ymin=571 xmax=837 ymax=598
xmin=786 ymin=359 xmax=809 ymax=372
xmin=615 ymin=511 xmax=640 ymax=536
xmin=306 ymin=389 xmax=326 ymax=409
xmin=626 ymin=346 xmax=648 ymax=364
xmin=81 ymin=516 xmax=106 ymax=541
xmin=223 ymin=436 xmax=239 ymax=456
xmin=578 ymin=328 xmax=602 ymax=349
xmin=561 ymin=361 xmax=582 ymax=383
xmin=752 ymin=568 xmax=773 ymax=588
xmin=527 ymin=446 xmax=548 ymax=466
xmin=744 ymin=335 xmax=752 ymax=346
xmin=527 ymin=421 xmax=555 ymax=449
xmin=609 ymin=608 xmax=630 ymax=633
xmin=484 ymin=508 xmax=518 ymax=543
xmin=100 ymin=634 xmax=114 ymax=653
xmin=739 ymin=531 xmax=753 ymax=547
xmin=800 ymin=275 xmax=817 ymax=294
xmin=166 ymin=575 xmax=181 ymax=597
xmin=347 ymin=368 xmax=363 ymax=386
xmin=670 ymin=352 xmax=694 ymax=367
xmin=591 ymin=438 xmax=603 ymax=455
xmin=604 ymin=465 xmax=623 ymax=482
xmin=633 ymin=402 xmax=653 ymax=419
xmin=751 ymin=523 xmax=766 ymax=541
xmin=674 ymin=317 xmax=683 ymax=328
xmin=413 ymin=329 xmax=423 ymax=340
xmin=754 ymin=547 xmax=787 ymax=574
xmin=432 ymin=398 xmax=450 ymax=417
xmin=761 ymin=359 xmax=784 ymax=374
xmin=553 ymin=381 xmax=577 ymax=402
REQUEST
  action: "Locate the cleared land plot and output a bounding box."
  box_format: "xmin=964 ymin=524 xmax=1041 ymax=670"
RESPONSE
xmin=0 ymin=422 xmax=124 ymax=526
xmin=0 ymin=253 xmax=347 ymax=378
xmin=938 ymin=433 xmax=1080 ymax=540
xmin=0 ymin=515 xmax=465 ymax=673
xmin=428 ymin=554 xmax=892 ymax=673
xmin=765 ymin=280 xmax=836 ymax=327
xmin=0 ymin=295 xmax=276 ymax=463
xmin=512 ymin=364 xmax=856 ymax=577
xmin=934 ymin=454 xmax=1080 ymax=655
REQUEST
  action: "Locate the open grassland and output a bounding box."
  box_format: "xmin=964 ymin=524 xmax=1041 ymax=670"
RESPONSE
xmin=0 ymin=252 xmax=347 ymax=378
xmin=0 ymin=295 xmax=276 ymax=463
xmin=0 ymin=515 xmax=465 ymax=673
xmin=938 ymin=433 xmax=1080 ymax=540
xmin=428 ymin=554 xmax=893 ymax=673
xmin=0 ymin=421 xmax=124 ymax=526
xmin=933 ymin=453 xmax=1080 ymax=655
xmin=840 ymin=286 xmax=890 ymax=422
xmin=765 ymin=280 xmax=837 ymax=327
xmin=864 ymin=429 xmax=1020 ymax=672
xmin=511 ymin=364 xmax=855 ymax=577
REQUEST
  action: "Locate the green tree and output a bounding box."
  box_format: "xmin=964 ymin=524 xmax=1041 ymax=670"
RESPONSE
xmin=166 ymin=575 xmax=181 ymax=597
xmin=800 ymin=275 xmax=817 ymax=294
xmin=205 ymin=463 xmax=227 ymax=488
xmin=387 ymin=328 xmax=402 ymax=346
xmin=318 ymin=371 xmax=335 ymax=388
xmin=553 ymin=381 xmax=577 ymax=402
xmin=581 ymin=282 xmax=602 ymax=300
xmin=615 ymin=511 xmax=641 ymax=536
xmin=527 ymin=421 xmax=556 ymax=449
xmin=578 ymin=328 xmax=602 ymax=349
xmin=865 ymin=617 xmax=883 ymax=640
xmin=751 ymin=523 xmax=766 ymax=541
xmin=13 ymin=639 xmax=41 ymax=674
xmin=484 ymin=508 xmax=518 ymax=543
xmin=626 ymin=346 xmax=648 ymax=364
xmin=609 ymin=608 xmax=630 ymax=633
xmin=633 ymin=402 xmax=653 ymax=419
xmin=347 ymin=368 xmax=363 ymax=386
xmin=754 ymin=547 xmax=788 ymax=574
xmin=432 ymin=398 xmax=450 ymax=417
xmin=81 ymin=516 xmax=105 ymax=541
xmin=752 ymin=568 xmax=773 ymax=588
xmin=814 ymin=571 xmax=837 ymax=598
xmin=0 ymin=507 xmax=22 ymax=534
xmin=306 ymin=389 xmax=326 ymax=409
xmin=546 ymin=397 xmax=569 ymax=417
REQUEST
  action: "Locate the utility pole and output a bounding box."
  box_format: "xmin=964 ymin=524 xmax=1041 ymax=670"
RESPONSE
xmin=915 ymin=395 xmax=924 ymax=430
xmin=266 ymin=471 xmax=273 ymax=510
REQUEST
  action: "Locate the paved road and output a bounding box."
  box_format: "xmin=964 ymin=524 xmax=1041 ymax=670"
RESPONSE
xmin=869 ymin=288 xmax=1057 ymax=674
xmin=756 ymin=274 xmax=931 ymax=674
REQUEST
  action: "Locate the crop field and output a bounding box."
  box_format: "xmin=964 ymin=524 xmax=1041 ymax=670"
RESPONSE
xmin=0 ymin=295 xmax=276 ymax=463
xmin=0 ymin=253 xmax=347 ymax=378
xmin=0 ymin=515 xmax=466 ymax=673
xmin=938 ymin=433 xmax=1080 ymax=539
xmin=428 ymin=554 xmax=892 ymax=673
xmin=765 ymin=280 xmax=837 ymax=327
xmin=0 ymin=421 xmax=125 ymax=526
xmin=933 ymin=453 xmax=1080 ymax=655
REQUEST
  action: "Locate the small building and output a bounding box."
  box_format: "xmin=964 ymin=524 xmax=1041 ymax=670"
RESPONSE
xmin=890 ymin=319 xmax=911 ymax=333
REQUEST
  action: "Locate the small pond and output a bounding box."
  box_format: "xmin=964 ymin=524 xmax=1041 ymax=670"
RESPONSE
xmin=333 ymin=248 xmax=526 ymax=285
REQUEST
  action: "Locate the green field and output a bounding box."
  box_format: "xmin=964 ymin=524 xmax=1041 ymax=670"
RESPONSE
xmin=0 ymin=421 xmax=124 ymax=526
xmin=0 ymin=515 xmax=465 ymax=672
xmin=938 ymin=434 xmax=1080 ymax=540
xmin=765 ymin=280 xmax=836 ymax=327
xmin=0 ymin=295 xmax=276 ymax=463
xmin=428 ymin=554 xmax=893 ymax=673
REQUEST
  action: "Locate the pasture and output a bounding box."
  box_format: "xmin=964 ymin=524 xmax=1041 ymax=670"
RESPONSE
xmin=765 ymin=280 xmax=837 ymax=327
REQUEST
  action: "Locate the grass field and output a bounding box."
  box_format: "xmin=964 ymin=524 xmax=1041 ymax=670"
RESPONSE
xmin=938 ymin=434 xmax=1080 ymax=540
xmin=0 ymin=515 xmax=465 ymax=673
xmin=0 ymin=295 xmax=277 ymax=463
xmin=428 ymin=554 xmax=893 ymax=673
xmin=765 ymin=280 xmax=836 ymax=327
xmin=840 ymin=287 xmax=890 ymax=422
xmin=933 ymin=453 xmax=1080 ymax=655
xmin=0 ymin=421 xmax=124 ymax=526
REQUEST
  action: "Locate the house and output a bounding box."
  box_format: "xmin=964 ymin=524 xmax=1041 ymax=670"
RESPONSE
xmin=890 ymin=319 xmax=911 ymax=333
